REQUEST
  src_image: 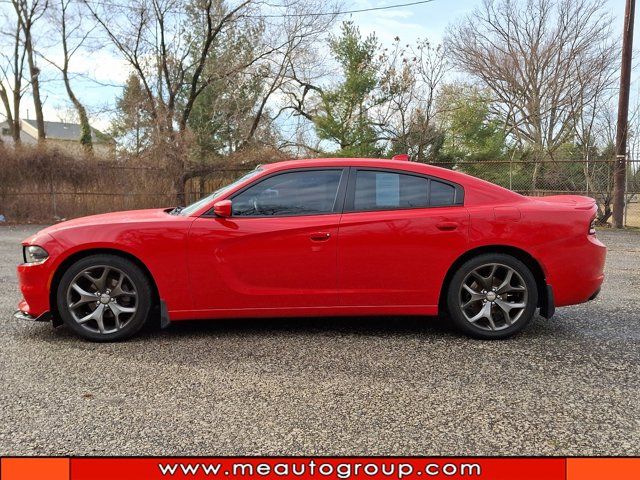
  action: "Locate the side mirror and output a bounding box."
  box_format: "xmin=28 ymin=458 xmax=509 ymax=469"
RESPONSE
xmin=213 ymin=200 xmax=232 ymax=218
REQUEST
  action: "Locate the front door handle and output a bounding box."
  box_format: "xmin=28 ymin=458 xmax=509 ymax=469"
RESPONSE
xmin=310 ymin=232 xmax=331 ymax=241
xmin=436 ymin=221 xmax=458 ymax=231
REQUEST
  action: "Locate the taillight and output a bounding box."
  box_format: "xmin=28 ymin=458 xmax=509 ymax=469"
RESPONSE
xmin=589 ymin=217 xmax=597 ymax=235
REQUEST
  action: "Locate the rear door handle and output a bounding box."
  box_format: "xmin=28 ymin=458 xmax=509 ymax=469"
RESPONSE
xmin=436 ymin=221 xmax=458 ymax=231
xmin=310 ymin=232 xmax=331 ymax=241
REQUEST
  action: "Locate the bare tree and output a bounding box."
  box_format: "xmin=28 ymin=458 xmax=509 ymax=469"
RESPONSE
xmin=41 ymin=0 xmax=95 ymax=152
xmin=0 ymin=9 xmax=27 ymax=143
xmin=188 ymin=0 xmax=337 ymax=154
xmin=241 ymin=0 xmax=337 ymax=147
xmin=85 ymin=0 xmax=337 ymax=202
xmin=446 ymin=0 xmax=617 ymax=188
xmin=12 ymin=0 xmax=48 ymax=141
xmin=85 ymin=0 xmax=229 ymax=134
xmin=375 ymin=37 xmax=449 ymax=161
xmin=81 ymin=0 xmax=265 ymax=200
xmin=571 ymin=41 xmax=618 ymax=222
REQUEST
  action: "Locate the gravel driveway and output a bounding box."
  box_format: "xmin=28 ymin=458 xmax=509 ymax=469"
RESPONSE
xmin=1 ymin=225 xmax=638 ymax=456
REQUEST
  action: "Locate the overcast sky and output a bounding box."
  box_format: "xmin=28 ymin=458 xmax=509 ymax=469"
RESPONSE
xmin=6 ymin=0 xmax=638 ymax=132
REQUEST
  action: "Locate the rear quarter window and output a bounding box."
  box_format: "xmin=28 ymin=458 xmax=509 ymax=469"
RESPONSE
xmin=430 ymin=180 xmax=456 ymax=207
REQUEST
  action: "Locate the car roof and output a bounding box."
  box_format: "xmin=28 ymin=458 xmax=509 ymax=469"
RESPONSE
xmin=262 ymin=158 xmax=473 ymax=184
xmin=189 ymin=157 xmax=523 ymax=216
xmin=259 ymin=157 xmax=525 ymax=205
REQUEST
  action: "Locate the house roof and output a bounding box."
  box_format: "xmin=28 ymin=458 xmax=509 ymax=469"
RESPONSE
xmin=21 ymin=119 xmax=112 ymax=143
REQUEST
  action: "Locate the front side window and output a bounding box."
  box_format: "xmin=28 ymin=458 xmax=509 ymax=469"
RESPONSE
xmin=179 ymin=168 xmax=263 ymax=216
xmin=232 ymin=170 xmax=343 ymax=216
xmin=352 ymin=170 xmax=459 ymax=211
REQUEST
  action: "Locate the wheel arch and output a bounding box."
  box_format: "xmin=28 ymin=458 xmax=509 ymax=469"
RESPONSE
xmin=438 ymin=244 xmax=549 ymax=315
xmin=49 ymin=248 xmax=161 ymax=324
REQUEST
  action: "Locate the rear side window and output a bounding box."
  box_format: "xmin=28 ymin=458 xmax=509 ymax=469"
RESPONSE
xmin=354 ymin=171 xmax=429 ymax=210
xmin=352 ymin=170 xmax=460 ymax=211
xmin=232 ymin=170 xmax=343 ymax=216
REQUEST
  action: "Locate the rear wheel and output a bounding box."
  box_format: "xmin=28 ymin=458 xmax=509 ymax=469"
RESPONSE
xmin=57 ymin=254 xmax=152 ymax=341
xmin=446 ymin=253 xmax=538 ymax=339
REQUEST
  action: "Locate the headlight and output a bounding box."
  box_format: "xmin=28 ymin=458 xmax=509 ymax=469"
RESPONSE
xmin=23 ymin=245 xmax=49 ymax=264
xmin=589 ymin=218 xmax=597 ymax=236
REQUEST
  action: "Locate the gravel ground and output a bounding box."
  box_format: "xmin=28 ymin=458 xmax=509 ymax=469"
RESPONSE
xmin=0 ymin=225 xmax=639 ymax=456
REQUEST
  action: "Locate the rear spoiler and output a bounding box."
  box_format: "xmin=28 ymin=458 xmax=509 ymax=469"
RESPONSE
xmin=535 ymin=195 xmax=596 ymax=210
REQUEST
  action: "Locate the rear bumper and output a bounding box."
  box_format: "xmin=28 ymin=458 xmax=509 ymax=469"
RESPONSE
xmin=544 ymin=235 xmax=606 ymax=307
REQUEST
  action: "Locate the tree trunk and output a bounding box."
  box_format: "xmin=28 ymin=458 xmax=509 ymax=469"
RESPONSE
xmin=531 ymin=161 xmax=540 ymax=192
xmin=11 ymin=87 xmax=21 ymax=144
xmin=174 ymin=174 xmax=186 ymax=206
xmin=531 ymin=149 xmax=546 ymax=193
xmin=597 ymin=197 xmax=613 ymax=224
xmin=25 ymin=32 xmax=45 ymax=141
xmin=63 ymin=70 xmax=93 ymax=153
xmin=0 ymin=87 xmax=14 ymax=139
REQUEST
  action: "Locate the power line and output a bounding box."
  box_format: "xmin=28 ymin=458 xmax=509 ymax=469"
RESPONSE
xmin=260 ymin=0 xmax=438 ymax=18
xmin=0 ymin=0 xmax=438 ymax=18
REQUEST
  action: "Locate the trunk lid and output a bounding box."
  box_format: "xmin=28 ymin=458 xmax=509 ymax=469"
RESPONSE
xmin=533 ymin=195 xmax=596 ymax=210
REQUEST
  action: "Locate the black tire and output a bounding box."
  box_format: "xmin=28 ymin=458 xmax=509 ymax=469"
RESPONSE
xmin=446 ymin=253 xmax=538 ymax=340
xmin=56 ymin=254 xmax=152 ymax=342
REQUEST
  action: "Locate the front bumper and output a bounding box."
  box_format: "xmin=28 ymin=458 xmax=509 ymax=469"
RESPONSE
xmin=16 ymin=261 xmax=55 ymax=318
xmin=16 ymin=232 xmax=63 ymax=318
xmin=13 ymin=309 xmax=52 ymax=322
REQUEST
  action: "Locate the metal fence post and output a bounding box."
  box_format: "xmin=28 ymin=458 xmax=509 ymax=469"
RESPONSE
xmin=509 ymin=150 xmax=514 ymax=190
xmin=625 ymin=159 xmax=630 ymax=227
xmin=49 ymin=162 xmax=57 ymax=220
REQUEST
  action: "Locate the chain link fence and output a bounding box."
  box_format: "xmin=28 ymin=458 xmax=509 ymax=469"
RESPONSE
xmin=430 ymin=157 xmax=640 ymax=227
xmin=1 ymin=158 xmax=639 ymax=227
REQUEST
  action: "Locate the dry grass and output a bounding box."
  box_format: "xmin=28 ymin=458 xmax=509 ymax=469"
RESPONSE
xmin=0 ymin=145 xmax=172 ymax=222
xmin=0 ymin=144 xmax=279 ymax=222
xmin=625 ymin=201 xmax=640 ymax=228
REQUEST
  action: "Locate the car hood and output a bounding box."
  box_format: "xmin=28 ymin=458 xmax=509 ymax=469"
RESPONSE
xmin=36 ymin=208 xmax=173 ymax=236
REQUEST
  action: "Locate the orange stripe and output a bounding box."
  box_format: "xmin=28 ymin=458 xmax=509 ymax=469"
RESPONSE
xmin=1 ymin=458 xmax=69 ymax=480
xmin=567 ymin=458 xmax=640 ymax=480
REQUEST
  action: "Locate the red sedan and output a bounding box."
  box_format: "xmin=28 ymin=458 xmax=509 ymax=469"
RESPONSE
xmin=15 ymin=157 xmax=606 ymax=341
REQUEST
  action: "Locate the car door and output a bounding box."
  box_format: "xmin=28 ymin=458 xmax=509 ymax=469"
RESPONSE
xmin=337 ymin=168 xmax=470 ymax=308
xmin=188 ymin=168 xmax=347 ymax=312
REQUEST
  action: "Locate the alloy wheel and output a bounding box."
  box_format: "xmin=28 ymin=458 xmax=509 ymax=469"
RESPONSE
xmin=66 ymin=265 xmax=138 ymax=335
xmin=458 ymin=263 xmax=528 ymax=331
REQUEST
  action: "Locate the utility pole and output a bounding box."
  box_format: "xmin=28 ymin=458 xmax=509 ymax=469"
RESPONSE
xmin=613 ymin=0 xmax=636 ymax=228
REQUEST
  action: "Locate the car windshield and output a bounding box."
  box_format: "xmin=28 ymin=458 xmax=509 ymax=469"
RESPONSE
xmin=177 ymin=167 xmax=263 ymax=216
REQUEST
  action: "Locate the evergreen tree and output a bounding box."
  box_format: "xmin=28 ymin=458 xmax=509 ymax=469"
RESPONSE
xmin=314 ymin=22 xmax=383 ymax=157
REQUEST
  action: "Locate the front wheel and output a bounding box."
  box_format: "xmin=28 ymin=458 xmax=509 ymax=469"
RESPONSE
xmin=56 ymin=254 xmax=152 ymax=341
xmin=446 ymin=253 xmax=538 ymax=339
